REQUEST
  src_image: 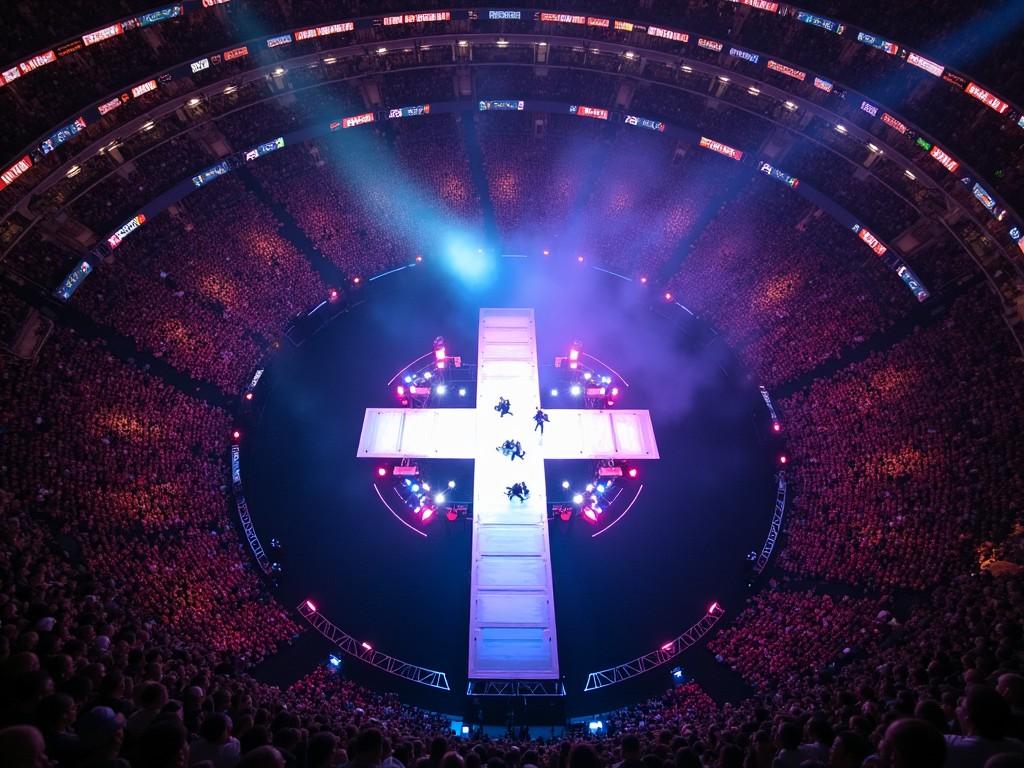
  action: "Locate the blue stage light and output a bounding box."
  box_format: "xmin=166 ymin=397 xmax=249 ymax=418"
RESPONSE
xmin=436 ymin=384 xmax=447 ymax=395
xmin=573 ymin=493 xmax=584 ymax=505
xmin=459 ymin=388 xmax=467 ymax=397
xmin=411 ymin=483 xmax=420 ymax=492
xmin=551 ymin=388 xmax=559 ymax=396
xmin=596 ymin=484 xmax=605 ymax=493
xmin=404 ymin=375 xmax=412 ymax=383
xmin=571 ymin=385 xmax=581 ymax=396
xmin=328 ymin=655 xmax=342 ymax=668
xmin=561 ymin=480 xmax=570 ymax=489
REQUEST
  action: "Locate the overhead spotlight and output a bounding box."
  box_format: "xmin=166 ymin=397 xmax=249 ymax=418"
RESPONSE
xmin=577 ymin=255 xmax=584 ymax=263
xmin=772 ymin=421 xmax=781 ymax=433
xmin=245 ymin=392 xmax=254 ymax=401
xmin=562 ymin=480 xmax=570 ymax=489
xmin=232 ymin=430 xmax=241 ymax=440
xmin=415 ymin=255 xmax=423 ymax=262
xmin=436 ymin=384 xmax=447 ymax=395
xmin=779 ymin=455 xmax=788 ymax=465
xmin=377 ymin=467 xmax=388 ymax=478
xmin=640 ymin=276 xmax=648 ymax=284
xmin=611 ymin=387 xmax=619 ymax=396
xmin=424 ymin=371 xmax=432 ymax=380
xmin=328 ymin=654 xmax=342 ymax=668
xmin=568 ymin=340 xmax=582 ymax=370
xmin=352 ymin=276 xmax=361 ymax=285
xmin=446 ymin=508 xmax=458 ymax=522
xmin=422 ymin=482 xmax=430 ymax=491
xmin=397 ymin=385 xmax=405 ymax=396
xmin=434 ymin=493 xmax=446 ymax=505
xmin=305 ymin=600 xmax=317 ymax=611
xmin=411 ymin=483 xmax=420 ymax=492
xmin=570 ymin=385 xmax=581 ymax=396
xmin=586 ymin=484 xmax=594 ymax=492
xmin=708 ymin=602 xmax=720 ymax=613
xmin=543 ymin=249 xmax=550 ymax=255
xmin=582 ymin=506 xmax=598 ymax=523
xmin=448 ymin=480 xmax=456 ymax=488
xmin=596 ymin=484 xmax=605 ymax=493
xmin=328 ymin=288 xmax=340 ymax=302
xmin=404 ymin=375 xmax=412 ymax=383
xmin=433 ymin=336 xmax=447 ymax=369
xmin=664 ymin=292 xmax=673 ymax=301
xmin=361 ymin=641 xmax=373 ymax=650
xmin=458 ymin=387 xmax=467 ymax=397
xmin=551 ymin=388 xmax=559 ymax=396
xmin=627 ymin=467 xmax=638 ymax=478
xmin=572 ymin=493 xmax=584 ymax=505
xmin=560 ymin=508 xmax=573 ymax=522
xmin=421 ymin=506 xmax=435 ymax=522
xmin=584 ymin=372 xmax=592 ymax=380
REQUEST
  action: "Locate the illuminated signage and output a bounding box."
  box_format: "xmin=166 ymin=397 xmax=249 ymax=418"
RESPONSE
xmin=55 ymin=260 xmax=93 ymax=301
xmin=971 ymin=182 xmax=1005 ymax=220
xmin=860 ymin=100 xmax=879 ymax=117
xmin=624 ymin=115 xmax=666 ymax=132
xmin=0 ymin=155 xmax=32 ymax=192
xmin=138 ymin=5 xmax=183 ymax=27
xmin=614 ymin=20 xmax=634 ymax=31
xmin=243 ymin=137 xmax=285 ymax=162
xmin=382 ymin=11 xmax=450 ymax=24
xmin=1 ymin=67 xmax=20 ymax=85
xmin=40 ymin=116 xmax=87 ymax=154
xmin=767 ymin=59 xmax=806 ymax=81
xmin=896 ymin=265 xmax=929 ymax=301
xmin=202 ymin=0 xmax=231 ymax=6
xmin=757 ymin=161 xmax=799 ymax=188
xmin=571 ymin=105 xmax=609 ymax=120
xmin=699 ymin=136 xmax=743 ymax=160
xmin=795 ymin=11 xmax=844 ymax=34
xmin=965 ymin=82 xmax=1010 ymax=114
xmin=192 ymin=161 xmax=229 ymax=188
xmin=19 ymin=50 xmax=57 ymax=75
xmin=341 ymin=112 xmax=375 ymax=128
xmin=856 ymin=32 xmax=897 ymax=54
xmin=697 ymin=38 xmax=724 ymax=52
xmin=729 ymin=0 xmax=779 ymax=11
xmin=906 ymin=52 xmax=943 ymax=77
xmin=131 ymin=79 xmax=158 ymax=98
xmin=488 ymin=10 xmax=522 ymax=19
xmin=587 ymin=17 xmax=610 ymax=27
xmin=479 ymin=100 xmax=524 ymax=111
xmin=56 ymin=40 xmax=84 ymax=56
xmin=388 ymin=104 xmax=431 ymax=118
xmin=107 ymin=214 xmax=146 ymax=249
xmin=646 ymin=25 xmax=688 ymax=43
xmin=857 ymin=227 xmax=887 ymax=256
xmin=539 ymin=12 xmax=586 ymax=24
xmin=929 ymin=145 xmax=959 ymax=172
xmin=728 ymin=46 xmax=759 ymax=63
xmin=317 ymin=22 xmax=351 ymax=36
xmin=223 ymin=45 xmax=248 ymax=60
xmin=881 ymin=113 xmax=907 ymax=133
xmin=295 ymin=28 xmax=318 ymax=41
xmin=190 ymin=57 xmax=210 ymax=73
xmin=813 ymin=77 xmax=834 ymax=92
xmin=97 ymin=95 xmax=127 ymax=115
xmin=83 ymin=24 xmax=124 ymax=46
xmin=266 ymin=34 xmax=292 ymax=47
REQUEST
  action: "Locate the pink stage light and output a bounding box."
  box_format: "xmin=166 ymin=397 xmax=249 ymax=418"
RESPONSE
xmin=376 ymin=467 xmax=388 ymax=478
xmin=664 ymin=292 xmax=673 ymax=301
xmin=245 ymin=392 xmax=254 ymax=401
xmin=446 ymin=508 xmax=458 ymax=522
xmin=577 ymin=255 xmax=584 ymax=263
xmin=628 ymin=467 xmax=638 ymax=479
xmin=361 ymin=641 xmax=372 ymax=650
xmin=328 ymin=288 xmax=340 ymax=302
xmin=611 ymin=387 xmax=619 ymax=396
xmin=396 ymin=385 xmax=405 ymax=396
xmin=415 ymin=255 xmax=423 ymax=263
xmin=607 ymin=400 xmax=615 ymax=407
xmin=305 ymin=600 xmax=317 ymax=612
xmin=640 ymin=276 xmax=648 ymax=284
xmin=779 ymin=454 xmax=788 ymax=465
xmin=772 ymin=421 xmax=781 ymax=432
xmin=543 ymin=249 xmax=550 ymax=256
xmin=560 ymin=508 xmax=573 ymax=522
xmin=661 ymin=642 xmax=673 ymax=651
xmin=708 ymin=602 xmax=719 ymax=613
xmin=352 ymin=277 xmax=361 ymax=285
xmin=421 ymin=506 xmax=435 ymax=522
xmin=232 ymin=430 xmax=241 ymax=440
xmin=582 ymin=506 xmax=598 ymax=523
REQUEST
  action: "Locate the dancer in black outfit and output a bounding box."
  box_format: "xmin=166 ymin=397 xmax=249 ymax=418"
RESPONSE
xmin=533 ymin=408 xmax=550 ymax=434
xmin=495 ymin=397 xmax=512 ymax=417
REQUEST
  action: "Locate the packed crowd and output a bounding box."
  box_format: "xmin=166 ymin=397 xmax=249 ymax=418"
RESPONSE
xmin=778 ymin=285 xmax=1024 ymax=589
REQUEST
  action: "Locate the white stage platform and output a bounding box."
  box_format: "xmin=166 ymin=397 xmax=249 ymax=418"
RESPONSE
xmin=357 ymin=309 xmax=661 ymax=682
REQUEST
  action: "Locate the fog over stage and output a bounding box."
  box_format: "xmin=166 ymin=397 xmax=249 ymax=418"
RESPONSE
xmin=244 ymin=258 xmax=774 ymax=714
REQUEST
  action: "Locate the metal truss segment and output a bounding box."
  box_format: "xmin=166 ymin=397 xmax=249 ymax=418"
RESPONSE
xmin=467 ymin=680 xmax=566 ymax=696
xmin=298 ymin=601 xmax=450 ymax=691
xmin=584 ymin=605 xmax=725 ymax=691
xmin=754 ymin=472 xmax=787 ymax=574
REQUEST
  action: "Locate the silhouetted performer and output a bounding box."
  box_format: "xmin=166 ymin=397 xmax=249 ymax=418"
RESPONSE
xmin=497 ymin=439 xmax=514 ymax=457
xmin=506 ymin=483 xmax=526 ymax=502
xmin=495 ymin=397 xmax=512 ymax=417
xmin=511 ymin=440 xmax=526 ymax=461
xmin=534 ymin=408 xmax=550 ymax=434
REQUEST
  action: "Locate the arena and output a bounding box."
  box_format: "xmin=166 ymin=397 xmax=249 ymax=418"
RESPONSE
xmin=1 ymin=2 xmax=1023 ymax=767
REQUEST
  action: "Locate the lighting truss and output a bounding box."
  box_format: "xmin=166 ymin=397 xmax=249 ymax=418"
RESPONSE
xmin=467 ymin=680 xmax=566 ymax=696
xmin=297 ymin=601 xmax=450 ymax=690
xmin=754 ymin=472 xmax=786 ymax=574
xmin=583 ymin=604 xmax=726 ymax=691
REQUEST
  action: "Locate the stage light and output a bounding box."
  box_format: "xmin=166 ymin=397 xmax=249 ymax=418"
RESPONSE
xmin=664 ymin=292 xmax=673 ymax=301
xmin=434 ymin=493 xmax=446 ymax=504
xmin=436 ymin=384 xmax=447 ymax=395
xmin=577 ymin=255 xmax=584 ymax=263
xmin=415 ymin=255 xmax=423 ymax=262
xmin=446 ymin=508 xmax=458 ymax=522
xmin=560 ymin=508 xmax=573 ymax=522
xmin=708 ymin=602 xmax=719 ymax=613
xmin=772 ymin=421 xmax=781 ymax=432
xmin=588 ymin=721 xmax=603 ymax=732
xmin=361 ymin=641 xmax=373 ymax=650
xmin=448 ymin=480 xmax=456 ymax=488
xmin=591 ymin=495 xmax=598 ymax=504
xmin=232 ymin=430 xmax=241 ymax=440
xmin=561 ymin=480 xmax=570 ymax=489
xmin=569 ymin=340 xmax=582 ymax=369
xmin=551 ymin=388 xmax=559 ymax=396
xmin=245 ymin=392 xmax=253 ymax=401
xmin=611 ymin=387 xmax=619 ymax=396
xmin=352 ymin=277 xmax=361 ymax=285
xmin=573 ymin=493 xmax=584 ymax=505
xmin=421 ymin=506 xmax=434 ymax=522
xmin=411 ymin=483 xmax=420 ymax=492
xmin=328 ymin=654 xmax=342 ymax=668
xmin=628 ymin=467 xmax=638 ymax=478
xmin=458 ymin=388 xmax=467 ymax=397
xmin=602 ymin=376 xmax=611 ymax=384
xmin=404 ymin=375 xmax=412 ymax=383
xmin=422 ymin=482 xmax=430 ymax=491
xmin=328 ymin=288 xmax=340 ymax=301
xmin=305 ymin=600 xmax=317 ymax=612
xmin=586 ymin=484 xmax=594 ymax=492
xmin=434 ymin=337 xmax=447 ymax=369
xmin=662 ymin=642 xmax=673 ymax=651
xmin=607 ymin=400 xmax=615 ymax=407
xmin=543 ymin=249 xmax=550 ymax=256
xmin=594 ymin=506 xmax=602 ymax=514
xmin=397 ymin=386 xmax=405 ymax=397
xmin=583 ymin=506 xmax=598 ymax=523
xmin=583 ymin=372 xmax=592 ymax=380
xmin=404 ymin=479 xmax=412 ymax=486
xmin=779 ymin=454 xmax=787 ymax=464
xmin=571 ymin=385 xmax=581 ymax=396
xmin=424 ymin=371 xmax=432 ymax=380
xmin=596 ymin=484 xmax=605 ymax=493
xmin=377 ymin=467 xmax=388 ymax=478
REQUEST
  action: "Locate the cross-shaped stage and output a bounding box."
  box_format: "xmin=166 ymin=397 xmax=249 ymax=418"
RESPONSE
xmin=357 ymin=309 xmax=659 ymax=683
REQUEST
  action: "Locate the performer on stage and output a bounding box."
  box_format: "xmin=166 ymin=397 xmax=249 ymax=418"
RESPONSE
xmin=506 ymin=482 xmax=526 ymax=502
xmin=533 ymin=408 xmax=550 ymax=434
xmin=495 ymin=397 xmax=512 ymax=417
xmin=511 ymin=440 xmax=526 ymax=461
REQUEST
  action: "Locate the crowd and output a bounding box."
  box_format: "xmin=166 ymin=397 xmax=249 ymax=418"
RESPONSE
xmin=778 ymin=285 xmax=1024 ymax=589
